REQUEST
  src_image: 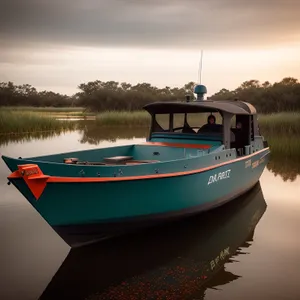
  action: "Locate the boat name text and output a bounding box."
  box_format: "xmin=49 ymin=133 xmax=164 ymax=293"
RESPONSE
xmin=208 ymin=169 xmax=231 ymax=185
xmin=245 ymin=159 xmax=251 ymax=168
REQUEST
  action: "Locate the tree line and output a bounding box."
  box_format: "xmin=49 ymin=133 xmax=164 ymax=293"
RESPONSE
xmin=209 ymin=77 xmax=300 ymax=113
xmin=0 ymin=82 xmax=73 ymax=107
xmin=0 ymin=77 xmax=299 ymax=113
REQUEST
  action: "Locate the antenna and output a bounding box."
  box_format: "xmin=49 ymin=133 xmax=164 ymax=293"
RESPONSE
xmin=198 ymin=50 xmax=204 ymax=84
xmin=194 ymin=50 xmax=207 ymax=101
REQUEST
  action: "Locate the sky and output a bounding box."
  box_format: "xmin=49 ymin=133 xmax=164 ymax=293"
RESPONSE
xmin=1 ymin=0 xmax=300 ymax=96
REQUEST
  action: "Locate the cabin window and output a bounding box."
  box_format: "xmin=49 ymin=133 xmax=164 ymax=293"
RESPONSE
xmin=230 ymin=115 xmax=236 ymax=128
xmin=152 ymin=112 xmax=223 ymax=134
xmin=186 ymin=112 xmax=222 ymax=128
xmin=173 ymin=113 xmax=185 ymax=129
xmin=153 ymin=114 xmax=170 ymax=131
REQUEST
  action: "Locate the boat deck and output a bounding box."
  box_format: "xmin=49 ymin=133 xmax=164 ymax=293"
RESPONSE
xmin=61 ymin=141 xmax=224 ymax=166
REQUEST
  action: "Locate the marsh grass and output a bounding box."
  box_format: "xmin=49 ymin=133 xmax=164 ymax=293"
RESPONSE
xmin=0 ymin=110 xmax=76 ymax=134
xmin=5 ymin=107 xmax=299 ymax=135
xmin=96 ymin=111 xmax=151 ymax=127
xmin=259 ymin=113 xmax=300 ymax=135
xmin=258 ymin=113 xmax=300 ymax=158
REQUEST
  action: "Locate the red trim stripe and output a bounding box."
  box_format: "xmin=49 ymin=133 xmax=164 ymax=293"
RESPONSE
xmin=8 ymin=147 xmax=269 ymax=183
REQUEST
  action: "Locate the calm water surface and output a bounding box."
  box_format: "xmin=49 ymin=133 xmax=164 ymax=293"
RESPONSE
xmin=0 ymin=125 xmax=299 ymax=300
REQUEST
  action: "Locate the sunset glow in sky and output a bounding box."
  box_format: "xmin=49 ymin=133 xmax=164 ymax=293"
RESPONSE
xmin=1 ymin=0 xmax=300 ymax=96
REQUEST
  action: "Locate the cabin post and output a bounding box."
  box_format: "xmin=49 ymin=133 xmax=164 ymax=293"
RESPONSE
xmin=247 ymin=115 xmax=252 ymax=145
xmin=147 ymin=114 xmax=155 ymax=141
xmin=169 ymin=113 xmax=174 ymax=132
xmin=222 ymin=113 xmax=233 ymax=149
xmin=252 ymin=114 xmax=259 ymax=136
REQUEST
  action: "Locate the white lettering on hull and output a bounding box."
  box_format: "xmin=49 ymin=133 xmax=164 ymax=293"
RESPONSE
xmin=208 ymin=169 xmax=231 ymax=185
xmin=245 ymin=159 xmax=251 ymax=168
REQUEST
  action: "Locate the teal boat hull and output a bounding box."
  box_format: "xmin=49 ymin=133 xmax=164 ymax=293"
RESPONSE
xmin=3 ymin=146 xmax=270 ymax=247
xmin=40 ymin=182 xmax=267 ymax=300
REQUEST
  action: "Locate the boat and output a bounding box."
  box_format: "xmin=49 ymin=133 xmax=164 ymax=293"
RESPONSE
xmin=2 ymin=84 xmax=270 ymax=247
xmin=40 ymin=183 xmax=267 ymax=300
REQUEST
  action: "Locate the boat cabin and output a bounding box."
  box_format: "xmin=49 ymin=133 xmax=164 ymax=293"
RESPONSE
xmin=143 ymin=87 xmax=262 ymax=157
xmin=39 ymin=85 xmax=265 ymax=168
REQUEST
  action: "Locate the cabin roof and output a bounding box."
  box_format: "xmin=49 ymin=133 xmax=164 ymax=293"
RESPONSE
xmin=143 ymin=100 xmax=257 ymax=115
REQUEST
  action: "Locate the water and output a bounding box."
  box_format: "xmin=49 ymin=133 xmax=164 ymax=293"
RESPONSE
xmin=0 ymin=124 xmax=299 ymax=300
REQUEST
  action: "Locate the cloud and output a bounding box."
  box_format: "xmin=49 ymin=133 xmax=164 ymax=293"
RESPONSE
xmin=1 ymin=0 xmax=300 ymax=50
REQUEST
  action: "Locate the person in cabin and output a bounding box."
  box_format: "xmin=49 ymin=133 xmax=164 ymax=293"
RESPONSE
xmin=198 ymin=114 xmax=220 ymax=133
xmin=234 ymin=121 xmax=244 ymax=155
xmin=208 ymin=115 xmax=216 ymax=125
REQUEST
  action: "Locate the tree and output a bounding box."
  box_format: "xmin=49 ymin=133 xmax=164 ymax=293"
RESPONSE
xmin=279 ymin=77 xmax=298 ymax=85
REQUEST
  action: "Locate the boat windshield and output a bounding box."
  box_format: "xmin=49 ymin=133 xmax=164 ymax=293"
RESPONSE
xmin=153 ymin=112 xmax=223 ymax=135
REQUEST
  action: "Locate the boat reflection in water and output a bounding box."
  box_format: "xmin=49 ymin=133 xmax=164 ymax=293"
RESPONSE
xmin=40 ymin=183 xmax=267 ymax=300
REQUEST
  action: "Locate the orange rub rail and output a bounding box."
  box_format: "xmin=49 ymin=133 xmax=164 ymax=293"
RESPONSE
xmin=7 ymin=148 xmax=270 ymax=201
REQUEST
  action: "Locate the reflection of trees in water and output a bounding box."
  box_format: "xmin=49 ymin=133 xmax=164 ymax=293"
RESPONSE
xmin=0 ymin=130 xmax=71 ymax=146
xmin=267 ymin=156 xmax=300 ymax=182
xmin=265 ymin=133 xmax=300 ymax=181
xmin=0 ymin=121 xmax=148 ymax=146
xmin=78 ymin=122 xmax=148 ymax=144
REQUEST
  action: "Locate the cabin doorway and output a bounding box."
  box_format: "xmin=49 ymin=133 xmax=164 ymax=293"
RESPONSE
xmin=231 ymin=115 xmax=251 ymax=156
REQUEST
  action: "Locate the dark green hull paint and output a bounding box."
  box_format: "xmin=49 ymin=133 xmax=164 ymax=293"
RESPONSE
xmin=39 ymin=183 xmax=267 ymax=299
xmin=4 ymin=147 xmax=270 ymax=247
